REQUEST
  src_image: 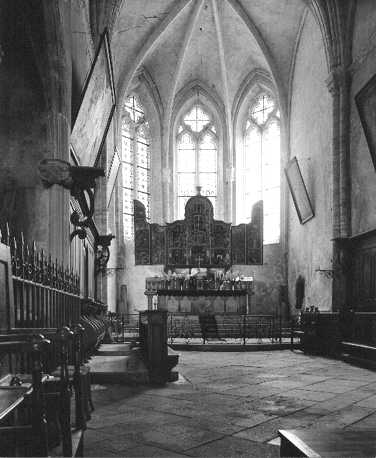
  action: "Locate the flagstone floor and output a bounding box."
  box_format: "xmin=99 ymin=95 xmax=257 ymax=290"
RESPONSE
xmin=85 ymin=350 xmax=376 ymax=457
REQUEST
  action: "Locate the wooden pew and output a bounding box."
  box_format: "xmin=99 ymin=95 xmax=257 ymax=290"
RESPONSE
xmin=0 ymin=337 xmax=50 ymax=456
xmin=341 ymin=341 xmax=376 ymax=370
xmin=0 ymin=328 xmax=87 ymax=456
xmin=279 ymin=429 xmax=376 ymax=457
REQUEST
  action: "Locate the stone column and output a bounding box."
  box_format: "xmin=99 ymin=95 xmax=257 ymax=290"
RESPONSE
xmin=326 ymin=66 xmax=352 ymax=311
xmin=42 ymin=0 xmax=72 ymax=264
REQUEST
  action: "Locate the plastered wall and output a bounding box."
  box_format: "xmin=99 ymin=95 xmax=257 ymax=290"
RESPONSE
xmin=350 ymin=1 xmax=376 ymax=235
xmin=234 ymin=243 xmax=285 ymax=316
xmin=288 ymin=11 xmax=333 ymax=312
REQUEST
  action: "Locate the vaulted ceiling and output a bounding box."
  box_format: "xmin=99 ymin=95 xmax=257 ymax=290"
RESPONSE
xmin=111 ymin=0 xmax=308 ymax=117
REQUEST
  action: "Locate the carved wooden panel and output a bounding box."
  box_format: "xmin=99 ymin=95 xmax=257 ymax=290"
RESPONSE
xmin=352 ymin=232 xmax=376 ymax=311
xmin=134 ymin=195 xmax=263 ymax=267
xmin=134 ymin=199 xmax=150 ymax=264
xmin=230 ymin=225 xmax=244 ymax=264
xmin=166 ymin=221 xmax=187 ymax=266
xmin=211 ymin=221 xmax=231 ymax=267
xmin=150 ymin=224 xmax=165 ymax=265
xmin=246 ymin=201 xmax=263 ymax=264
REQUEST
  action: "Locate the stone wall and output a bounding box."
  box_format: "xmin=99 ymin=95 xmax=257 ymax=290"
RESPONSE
xmin=234 ymin=243 xmax=285 ymax=316
xmin=288 ymin=11 xmax=333 ymax=312
xmin=350 ymin=1 xmax=376 ymax=235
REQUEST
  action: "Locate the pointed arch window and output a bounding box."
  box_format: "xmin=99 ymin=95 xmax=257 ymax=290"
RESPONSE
xmin=122 ymin=96 xmax=150 ymax=238
xmin=176 ymin=104 xmax=217 ymax=219
xmin=239 ymin=93 xmax=280 ymax=244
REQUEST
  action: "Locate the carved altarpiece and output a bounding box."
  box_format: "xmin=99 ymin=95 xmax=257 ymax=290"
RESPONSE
xmin=134 ymin=192 xmax=263 ymax=268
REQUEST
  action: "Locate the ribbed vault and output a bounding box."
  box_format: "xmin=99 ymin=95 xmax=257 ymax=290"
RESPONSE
xmin=111 ymin=0 xmax=307 ymax=119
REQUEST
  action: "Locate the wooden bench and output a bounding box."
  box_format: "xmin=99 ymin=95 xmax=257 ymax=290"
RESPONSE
xmin=0 ymin=338 xmax=51 ymax=456
xmin=341 ymin=341 xmax=376 ymax=370
xmin=0 ymin=329 xmax=85 ymax=456
xmin=279 ymin=429 xmax=376 ymax=457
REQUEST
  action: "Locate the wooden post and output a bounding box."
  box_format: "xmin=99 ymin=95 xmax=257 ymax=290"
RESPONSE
xmin=140 ymin=310 xmax=169 ymax=384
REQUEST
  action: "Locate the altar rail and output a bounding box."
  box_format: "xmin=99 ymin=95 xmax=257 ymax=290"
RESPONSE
xmin=168 ymin=313 xmax=281 ymax=345
xmin=106 ymin=312 xmax=140 ymax=342
xmin=1 ymin=224 xmax=81 ymax=330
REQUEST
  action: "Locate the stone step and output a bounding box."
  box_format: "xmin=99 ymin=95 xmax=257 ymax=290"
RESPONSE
xmin=341 ymin=353 xmax=376 ymax=371
xmin=89 ymin=349 xmax=149 ymax=385
xmin=169 ymin=341 xmax=294 ymax=351
xmin=96 ymin=343 xmax=135 ymax=356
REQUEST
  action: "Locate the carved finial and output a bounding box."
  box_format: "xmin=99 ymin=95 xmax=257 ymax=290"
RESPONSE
xmin=196 ymin=186 xmax=202 ymax=196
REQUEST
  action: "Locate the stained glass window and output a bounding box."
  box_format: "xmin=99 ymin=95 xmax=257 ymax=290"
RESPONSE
xmin=176 ymin=104 xmax=218 ymax=219
xmin=122 ymin=96 xmax=150 ymax=238
xmin=238 ymin=92 xmax=280 ymax=244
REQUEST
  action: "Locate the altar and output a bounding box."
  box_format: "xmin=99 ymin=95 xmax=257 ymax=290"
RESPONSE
xmin=157 ymin=289 xmax=248 ymax=314
xmin=138 ymin=188 xmax=261 ymax=314
xmin=145 ymin=275 xmax=253 ymax=314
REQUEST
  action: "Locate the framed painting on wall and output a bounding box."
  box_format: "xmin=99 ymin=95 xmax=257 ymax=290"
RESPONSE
xmin=70 ymin=28 xmax=116 ymax=167
xmin=355 ymin=73 xmax=376 ymax=170
xmin=106 ymin=150 xmax=121 ymax=208
xmin=285 ymin=157 xmax=314 ymax=224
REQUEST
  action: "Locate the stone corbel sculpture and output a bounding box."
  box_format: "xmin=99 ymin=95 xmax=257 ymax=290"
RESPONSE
xmin=95 ymin=234 xmax=115 ymax=273
xmin=38 ymin=159 xmax=105 ymax=240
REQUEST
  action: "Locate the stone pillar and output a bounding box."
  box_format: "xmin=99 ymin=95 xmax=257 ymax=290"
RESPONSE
xmin=42 ymin=0 xmax=72 ymax=264
xmin=0 ymin=1 xmax=71 ymax=264
xmin=326 ymin=66 xmax=352 ymax=311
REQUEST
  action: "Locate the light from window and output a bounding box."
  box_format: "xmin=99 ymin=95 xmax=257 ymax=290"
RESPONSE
xmin=176 ymin=104 xmax=217 ymax=219
xmin=122 ymin=96 xmax=151 ymax=238
xmin=239 ymin=93 xmax=280 ymax=244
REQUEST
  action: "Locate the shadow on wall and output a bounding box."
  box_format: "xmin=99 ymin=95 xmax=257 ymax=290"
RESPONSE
xmin=252 ymin=280 xmax=280 ymax=315
xmin=295 ymin=275 xmax=305 ymax=310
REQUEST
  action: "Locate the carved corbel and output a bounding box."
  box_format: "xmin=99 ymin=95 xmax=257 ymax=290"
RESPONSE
xmin=95 ymin=234 xmax=115 ymax=274
xmin=38 ymin=159 xmax=105 ymax=241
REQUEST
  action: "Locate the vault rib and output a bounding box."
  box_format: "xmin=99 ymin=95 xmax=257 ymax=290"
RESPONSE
xmin=117 ymin=0 xmax=193 ymax=106
xmin=225 ymin=0 xmax=287 ymax=119
xmin=212 ymin=0 xmax=232 ymax=163
xmin=165 ymin=0 xmax=205 ymax=133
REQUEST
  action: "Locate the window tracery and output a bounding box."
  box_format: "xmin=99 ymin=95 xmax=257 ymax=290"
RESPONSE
xmin=122 ymin=95 xmax=151 ymax=238
xmin=239 ymin=92 xmax=280 ymax=244
xmin=176 ymin=104 xmax=218 ymax=219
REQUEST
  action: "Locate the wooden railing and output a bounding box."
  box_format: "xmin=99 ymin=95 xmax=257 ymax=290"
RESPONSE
xmin=0 ymin=223 xmax=81 ymax=330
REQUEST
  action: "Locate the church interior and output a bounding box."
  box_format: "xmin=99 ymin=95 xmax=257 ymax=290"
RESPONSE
xmin=1 ymin=0 xmax=376 ymax=456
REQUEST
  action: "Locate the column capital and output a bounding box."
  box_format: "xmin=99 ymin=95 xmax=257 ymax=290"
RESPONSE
xmin=325 ymin=66 xmax=351 ymax=96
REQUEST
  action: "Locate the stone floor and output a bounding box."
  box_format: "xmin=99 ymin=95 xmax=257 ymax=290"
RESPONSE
xmin=85 ymin=350 xmax=376 ymax=457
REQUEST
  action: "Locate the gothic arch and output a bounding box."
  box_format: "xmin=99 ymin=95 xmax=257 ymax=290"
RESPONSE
xmin=305 ymin=0 xmax=356 ymax=72
xmin=232 ymin=69 xmax=276 ymax=133
xmin=169 ymin=80 xmax=228 ymax=220
xmin=232 ymin=69 xmax=281 ymax=226
xmin=119 ymin=72 xmax=164 ymax=224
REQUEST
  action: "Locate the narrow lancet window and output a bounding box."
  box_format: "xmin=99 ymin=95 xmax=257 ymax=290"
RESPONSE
xmin=239 ymin=93 xmax=280 ymax=244
xmin=176 ymin=104 xmax=217 ymax=219
xmin=122 ymin=96 xmax=151 ymax=238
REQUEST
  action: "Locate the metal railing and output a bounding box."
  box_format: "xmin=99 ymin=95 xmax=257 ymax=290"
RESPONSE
xmin=106 ymin=312 xmax=140 ymax=343
xmin=1 ymin=223 xmax=81 ymax=329
xmin=167 ymin=312 xmax=282 ymax=345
